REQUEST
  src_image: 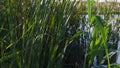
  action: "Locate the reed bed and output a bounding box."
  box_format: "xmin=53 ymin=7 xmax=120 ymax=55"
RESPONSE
xmin=0 ymin=0 xmax=120 ymax=68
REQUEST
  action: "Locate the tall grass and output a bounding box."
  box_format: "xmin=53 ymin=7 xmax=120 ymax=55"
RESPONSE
xmin=86 ymin=0 xmax=120 ymax=68
xmin=0 ymin=0 xmax=82 ymax=68
xmin=0 ymin=0 xmax=120 ymax=68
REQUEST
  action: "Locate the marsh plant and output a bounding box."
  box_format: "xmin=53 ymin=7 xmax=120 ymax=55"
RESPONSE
xmin=0 ymin=0 xmax=83 ymax=68
xmin=0 ymin=0 xmax=120 ymax=68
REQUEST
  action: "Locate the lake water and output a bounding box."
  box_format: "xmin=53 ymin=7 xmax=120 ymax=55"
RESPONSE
xmin=117 ymin=32 xmax=120 ymax=64
xmin=71 ymin=0 xmax=120 ymax=2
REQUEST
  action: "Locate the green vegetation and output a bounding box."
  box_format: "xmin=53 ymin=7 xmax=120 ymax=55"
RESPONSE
xmin=0 ymin=0 xmax=120 ymax=68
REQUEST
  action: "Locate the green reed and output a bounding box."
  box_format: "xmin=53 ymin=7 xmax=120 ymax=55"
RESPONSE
xmin=0 ymin=0 xmax=120 ymax=68
xmin=0 ymin=0 xmax=82 ymax=68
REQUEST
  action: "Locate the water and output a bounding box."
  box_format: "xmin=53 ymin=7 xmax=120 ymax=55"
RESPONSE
xmin=71 ymin=0 xmax=120 ymax=2
xmin=116 ymin=32 xmax=120 ymax=64
xmin=93 ymin=56 xmax=97 ymax=66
